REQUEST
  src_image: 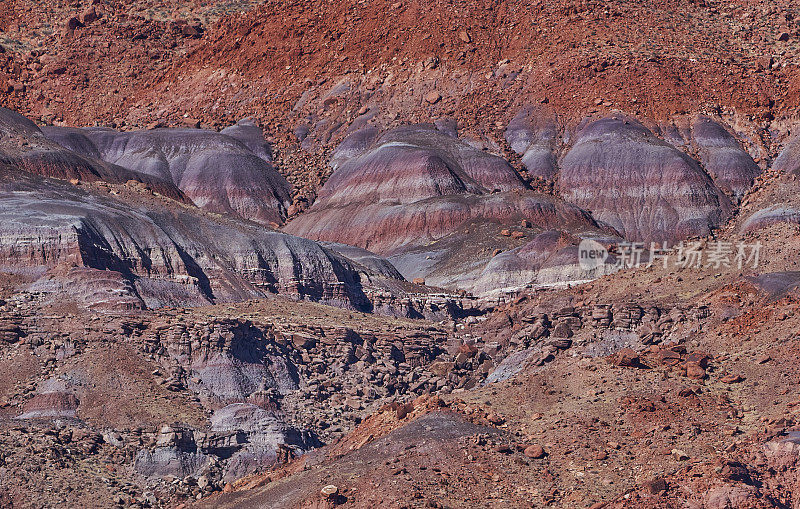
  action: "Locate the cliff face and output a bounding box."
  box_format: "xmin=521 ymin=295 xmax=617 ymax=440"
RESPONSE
xmin=0 ymin=165 xmax=382 ymax=312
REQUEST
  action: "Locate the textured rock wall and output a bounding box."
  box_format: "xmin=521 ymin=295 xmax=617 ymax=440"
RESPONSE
xmin=0 ymin=167 xmax=373 ymax=311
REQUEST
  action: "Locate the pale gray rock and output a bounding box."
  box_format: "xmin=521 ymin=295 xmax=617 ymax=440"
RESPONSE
xmin=741 ymin=205 xmax=800 ymax=232
xmin=210 ymin=403 xmax=318 ymax=481
xmin=0 ymin=166 xmax=379 ymax=311
xmin=220 ymin=118 xmax=273 ymax=162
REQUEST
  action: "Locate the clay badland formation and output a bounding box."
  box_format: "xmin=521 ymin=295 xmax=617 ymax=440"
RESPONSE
xmin=3 ymin=0 xmax=800 ymax=507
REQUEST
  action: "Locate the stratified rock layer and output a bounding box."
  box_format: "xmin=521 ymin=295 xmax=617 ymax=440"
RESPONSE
xmin=773 ymin=132 xmax=800 ymax=175
xmin=505 ymin=106 xmax=558 ymax=179
xmin=287 ymin=123 xmax=617 ymax=294
xmin=469 ymin=231 xmax=616 ymax=295
xmin=0 ymin=165 xmax=373 ymax=311
xmin=0 ymin=107 xmax=186 ymax=201
xmin=286 ymin=124 xmax=590 ymax=253
xmin=559 ymin=116 xmax=733 ymax=243
xmin=688 ymin=116 xmax=761 ymax=201
xmin=43 ymin=124 xmax=292 ymax=225
xmin=219 ymin=118 xmax=273 ymax=162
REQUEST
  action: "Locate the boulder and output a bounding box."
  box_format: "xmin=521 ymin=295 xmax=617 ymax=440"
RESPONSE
xmin=523 ymin=444 xmax=546 ymax=458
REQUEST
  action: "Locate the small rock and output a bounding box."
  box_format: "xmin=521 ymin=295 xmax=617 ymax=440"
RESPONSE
xmin=721 ymin=374 xmax=743 ymax=384
xmin=494 ymin=444 xmax=512 ymax=454
xmin=182 ymin=24 xmax=203 ymax=38
xmin=659 ymin=349 xmax=681 ymax=366
xmin=671 ymin=449 xmax=689 ymax=461
xmin=486 ymin=412 xmax=505 ymax=425
xmin=66 ymin=17 xmax=84 ymax=30
xmin=644 ymin=477 xmax=667 ymax=494
xmin=80 ymin=7 xmax=99 ymax=24
xmin=548 ymin=338 xmax=572 ymax=350
xmin=458 ymin=343 xmax=478 ymax=357
xmin=685 ymin=362 xmax=706 ymax=380
xmin=424 ymin=91 xmax=441 ymax=104
xmin=321 ymin=484 xmax=339 ymax=497
xmin=412 ymin=277 xmax=426 ymax=285
xmin=423 ymin=55 xmax=439 ymax=69
xmin=551 ymin=322 xmax=573 ymax=339
xmin=396 ymin=402 xmax=413 ymax=420
xmin=757 ymin=55 xmax=774 ymax=70
xmin=523 ymin=444 xmax=546 ymax=459
xmin=458 ymin=30 xmax=471 ymax=43
xmin=614 ymin=348 xmax=639 ymax=367
xmin=686 ymin=352 xmax=711 ymax=368
xmin=197 ymin=475 xmax=209 ymax=490
xmin=777 ymin=32 xmax=790 ymax=41
xmin=428 ymin=361 xmax=454 ymax=377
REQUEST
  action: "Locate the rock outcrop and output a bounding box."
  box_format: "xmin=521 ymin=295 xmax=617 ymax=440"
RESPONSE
xmin=559 ymin=116 xmax=733 ymax=242
xmin=469 ymin=231 xmax=617 ymax=295
xmin=0 ymin=165 xmax=379 ymax=311
xmin=688 ymin=116 xmax=761 ymax=201
xmin=741 ymin=205 xmax=800 ymax=232
xmin=773 ymin=132 xmax=800 ymax=175
xmin=319 ymin=242 xmax=405 ymax=280
xmin=288 ymin=187 xmax=600 ymax=256
xmin=315 ymin=124 xmax=526 ymax=208
xmin=286 ymin=123 xmax=615 ymax=294
xmin=43 ymin=124 xmax=292 ymax=226
xmin=288 ymin=126 xmax=584 ymax=241
xmin=505 ymin=106 xmax=558 ymax=179
xmin=0 ymin=107 xmax=186 ymax=201
xmin=219 ymin=118 xmax=273 ymax=162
